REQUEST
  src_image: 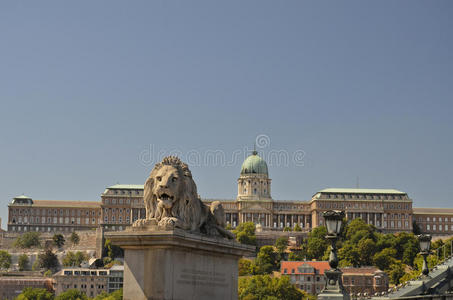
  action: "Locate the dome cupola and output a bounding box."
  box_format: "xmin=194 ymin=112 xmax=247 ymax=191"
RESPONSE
xmin=240 ymin=150 xmax=268 ymax=176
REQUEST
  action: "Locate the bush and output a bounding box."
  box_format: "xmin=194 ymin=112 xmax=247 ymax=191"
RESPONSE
xmin=238 ymin=275 xmax=303 ymax=300
xmin=35 ymin=249 xmax=59 ymax=271
xmin=53 ymin=234 xmax=65 ymax=248
xmin=70 ymin=232 xmax=80 ymax=245
xmin=0 ymin=250 xmax=12 ymax=270
xmin=14 ymin=232 xmax=41 ymax=248
xmin=18 ymin=254 xmax=29 ymax=271
xmin=62 ymin=251 xmax=88 ymax=267
xmin=56 ymin=289 xmax=88 ymax=300
xmin=16 ymin=288 xmax=54 ymax=300
xmin=233 ymin=222 xmax=256 ymax=246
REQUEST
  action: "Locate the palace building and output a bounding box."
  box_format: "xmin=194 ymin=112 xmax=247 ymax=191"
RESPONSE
xmin=7 ymin=195 xmax=101 ymax=232
xmin=7 ymin=151 xmax=453 ymax=235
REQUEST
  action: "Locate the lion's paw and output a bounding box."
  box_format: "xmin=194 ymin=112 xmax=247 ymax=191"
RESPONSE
xmin=158 ymin=217 xmax=181 ymax=230
xmin=132 ymin=218 xmax=157 ymax=229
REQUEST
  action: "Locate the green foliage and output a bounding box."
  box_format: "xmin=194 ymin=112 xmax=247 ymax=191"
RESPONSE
xmin=255 ymin=246 xmax=279 ymax=274
xmin=238 ymin=275 xmax=303 ymax=300
xmin=14 ymin=232 xmax=41 ymax=248
xmin=0 ymin=250 xmax=12 ymax=270
xmin=357 ymin=238 xmax=377 ymax=266
xmin=306 ymin=237 xmax=328 ymax=261
xmin=389 ymin=261 xmax=406 ymax=285
xmin=53 ymin=234 xmax=65 ymax=248
xmin=15 ymin=287 xmax=54 ymax=300
xmin=233 ymin=222 xmax=257 ymax=246
xmin=62 ymin=251 xmax=88 ymax=267
xmin=69 ymin=232 xmax=80 ymax=245
xmin=104 ymin=239 xmax=124 ymax=259
xmin=92 ymin=289 xmax=122 ymax=300
xmin=239 ymin=258 xmax=252 ymax=276
xmin=274 ymin=237 xmax=288 ymax=255
xmin=283 ymin=226 xmax=291 ymax=232
xmin=225 ymin=223 xmax=233 ymax=230
xmin=44 ymin=270 xmax=53 ymax=277
xmin=35 ymin=249 xmax=59 ymax=271
xmin=293 ymin=223 xmax=302 ymax=232
xmin=288 ymin=250 xmax=305 ymax=261
xmin=18 ymin=254 xmax=30 ymax=271
xmin=55 ymin=289 xmax=88 ymax=300
xmin=104 ymin=260 xmax=122 ymax=269
xmin=373 ymin=248 xmax=397 ymax=271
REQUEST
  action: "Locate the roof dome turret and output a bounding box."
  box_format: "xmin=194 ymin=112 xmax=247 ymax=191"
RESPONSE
xmin=240 ymin=151 xmax=268 ymax=175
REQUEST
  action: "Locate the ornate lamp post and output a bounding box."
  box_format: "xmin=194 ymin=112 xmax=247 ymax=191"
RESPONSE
xmin=418 ymin=234 xmax=432 ymax=278
xmin=318 ymin=210 xmax=349 ymax=300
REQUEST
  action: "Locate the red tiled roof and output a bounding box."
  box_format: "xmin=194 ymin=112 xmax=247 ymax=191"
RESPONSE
xmin=340 ymin=267 xmax=382 ymax=275
xmin=281 ymin=261 xmax=330 ymax=275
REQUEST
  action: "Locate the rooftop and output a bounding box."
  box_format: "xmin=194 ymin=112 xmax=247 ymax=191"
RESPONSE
xmin=317 ymin=188 xmax=406 ymax=195
xmin=340 ymin=266 xmax=384 ymax=275
xmin=106 ymin=184 xmax=144 ymax=190
xmin=280 ymin=261 xmax=330 ymax=275
xmin=413 ymin=207 xmax=453 ymax=215
xmin=32 ymin=200 xmax=100 ymax=208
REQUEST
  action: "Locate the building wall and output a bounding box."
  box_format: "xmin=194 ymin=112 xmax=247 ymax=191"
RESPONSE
xmin=100 ymin=185 xmax=145 ymax=231
xmin=413 ymin=209 xmax=453 ymax=235
xmin=8 ymin=201 xmax=101 ymax=233
xmin=0 ymin=277 xmax=53 ymax=300
xmin=54 ymin=269 xmax=109 ymax=298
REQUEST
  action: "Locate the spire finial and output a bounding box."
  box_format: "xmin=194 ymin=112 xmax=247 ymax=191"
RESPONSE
xmin=252 ymin=143 xmax=257 ymax=155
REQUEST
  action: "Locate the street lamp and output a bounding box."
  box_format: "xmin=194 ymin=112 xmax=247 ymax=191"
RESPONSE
xmin=318 ymin=210 xmax=349 ymax=300
xmin=418 ymin=234 xmax=431 ymax=278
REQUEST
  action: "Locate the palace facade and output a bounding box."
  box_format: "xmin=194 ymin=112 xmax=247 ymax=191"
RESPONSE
xmin=7 ymin=151 xmax=453 ymax=235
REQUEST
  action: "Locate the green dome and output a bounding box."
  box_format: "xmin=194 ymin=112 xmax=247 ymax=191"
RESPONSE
xmin=240 ymin=151 xmax=268 ymax=175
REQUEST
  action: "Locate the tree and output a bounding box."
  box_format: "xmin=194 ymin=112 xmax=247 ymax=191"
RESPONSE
xmin=357 ymin=238 xmax=377 ymax=266
xmin=339 ymin=243 xmax=360 ymax=267
xmin=53 ymin=234 xmax=65 ymax=248
xmin=344 ymin=219 xmax=376 ymax=243
xmin=305 ymin=226 xmax=328 ymax=260
xmin=62 ymin=251 xmax=88 ymax=267
xmin=274 ymin=237 xmax=288 ymax=256
xmin=238 ymin=275 xmax=303 ymax=300
xmin=13 ymin=232 xmax=41 ymax=248
xmin=0 ymin=250 xmax=12 ymax=270
xmin=18 ymin=254 xmax=30 ymax=271
xmin=104 ymin=239 xmax=124 ymax=259
xmin=92 ymin=289 xmax=123 ymax=300
xmin=233 ymin=222 xmax=257 ymax=246
xmin=239 ymin=258 xmax=252 ymax=276
xmin=293 ymin=223 xmax=302 ymax=232
xmin=306 ymin=237 xmax=328 ymax=261
xmin=373 ymin=248 xmax=397 ymax=271
xmin=70 ymin=232 xmax=80 ymax=245
xmin=389 ymin=261 xmax=406 ymax=285
xmin=16 ymin=287 xmax=54 ymax=300
xmin=55 ymin=289 xmax=88 ymax=300
xmin=288 ymin=250 xmax=305 ymax=261
xmin=35 ymin=249 xmax=59 ymax=271
xmin=255 ymin=246 xmax=278 ymax=274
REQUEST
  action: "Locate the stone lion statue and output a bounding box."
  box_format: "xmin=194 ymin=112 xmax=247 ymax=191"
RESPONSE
xmin=132 ymin=156 xmax=233 ymax=239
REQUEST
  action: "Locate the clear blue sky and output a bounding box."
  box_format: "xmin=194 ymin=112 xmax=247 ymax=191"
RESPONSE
xmin=1 ymin=1 xmax=452 ymax=228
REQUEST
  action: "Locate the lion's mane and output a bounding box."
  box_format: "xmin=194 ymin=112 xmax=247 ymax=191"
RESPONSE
xmin=143 ymin=156 xmax=206 ymax=232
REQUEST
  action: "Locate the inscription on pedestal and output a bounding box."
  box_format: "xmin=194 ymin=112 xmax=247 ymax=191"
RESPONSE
xmin=176 ymin=268 xmax=228 ymax=288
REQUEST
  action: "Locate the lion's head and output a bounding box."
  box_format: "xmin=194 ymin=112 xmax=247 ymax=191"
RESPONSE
xmin=143 ymin=156 xmax=204 ymax=231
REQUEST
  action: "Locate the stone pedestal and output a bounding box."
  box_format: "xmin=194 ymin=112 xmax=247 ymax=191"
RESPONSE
xmin=318 ymin=269 xmax=350 ymax=300
xmin=106 ymin=229 xmax=254 ymax=300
